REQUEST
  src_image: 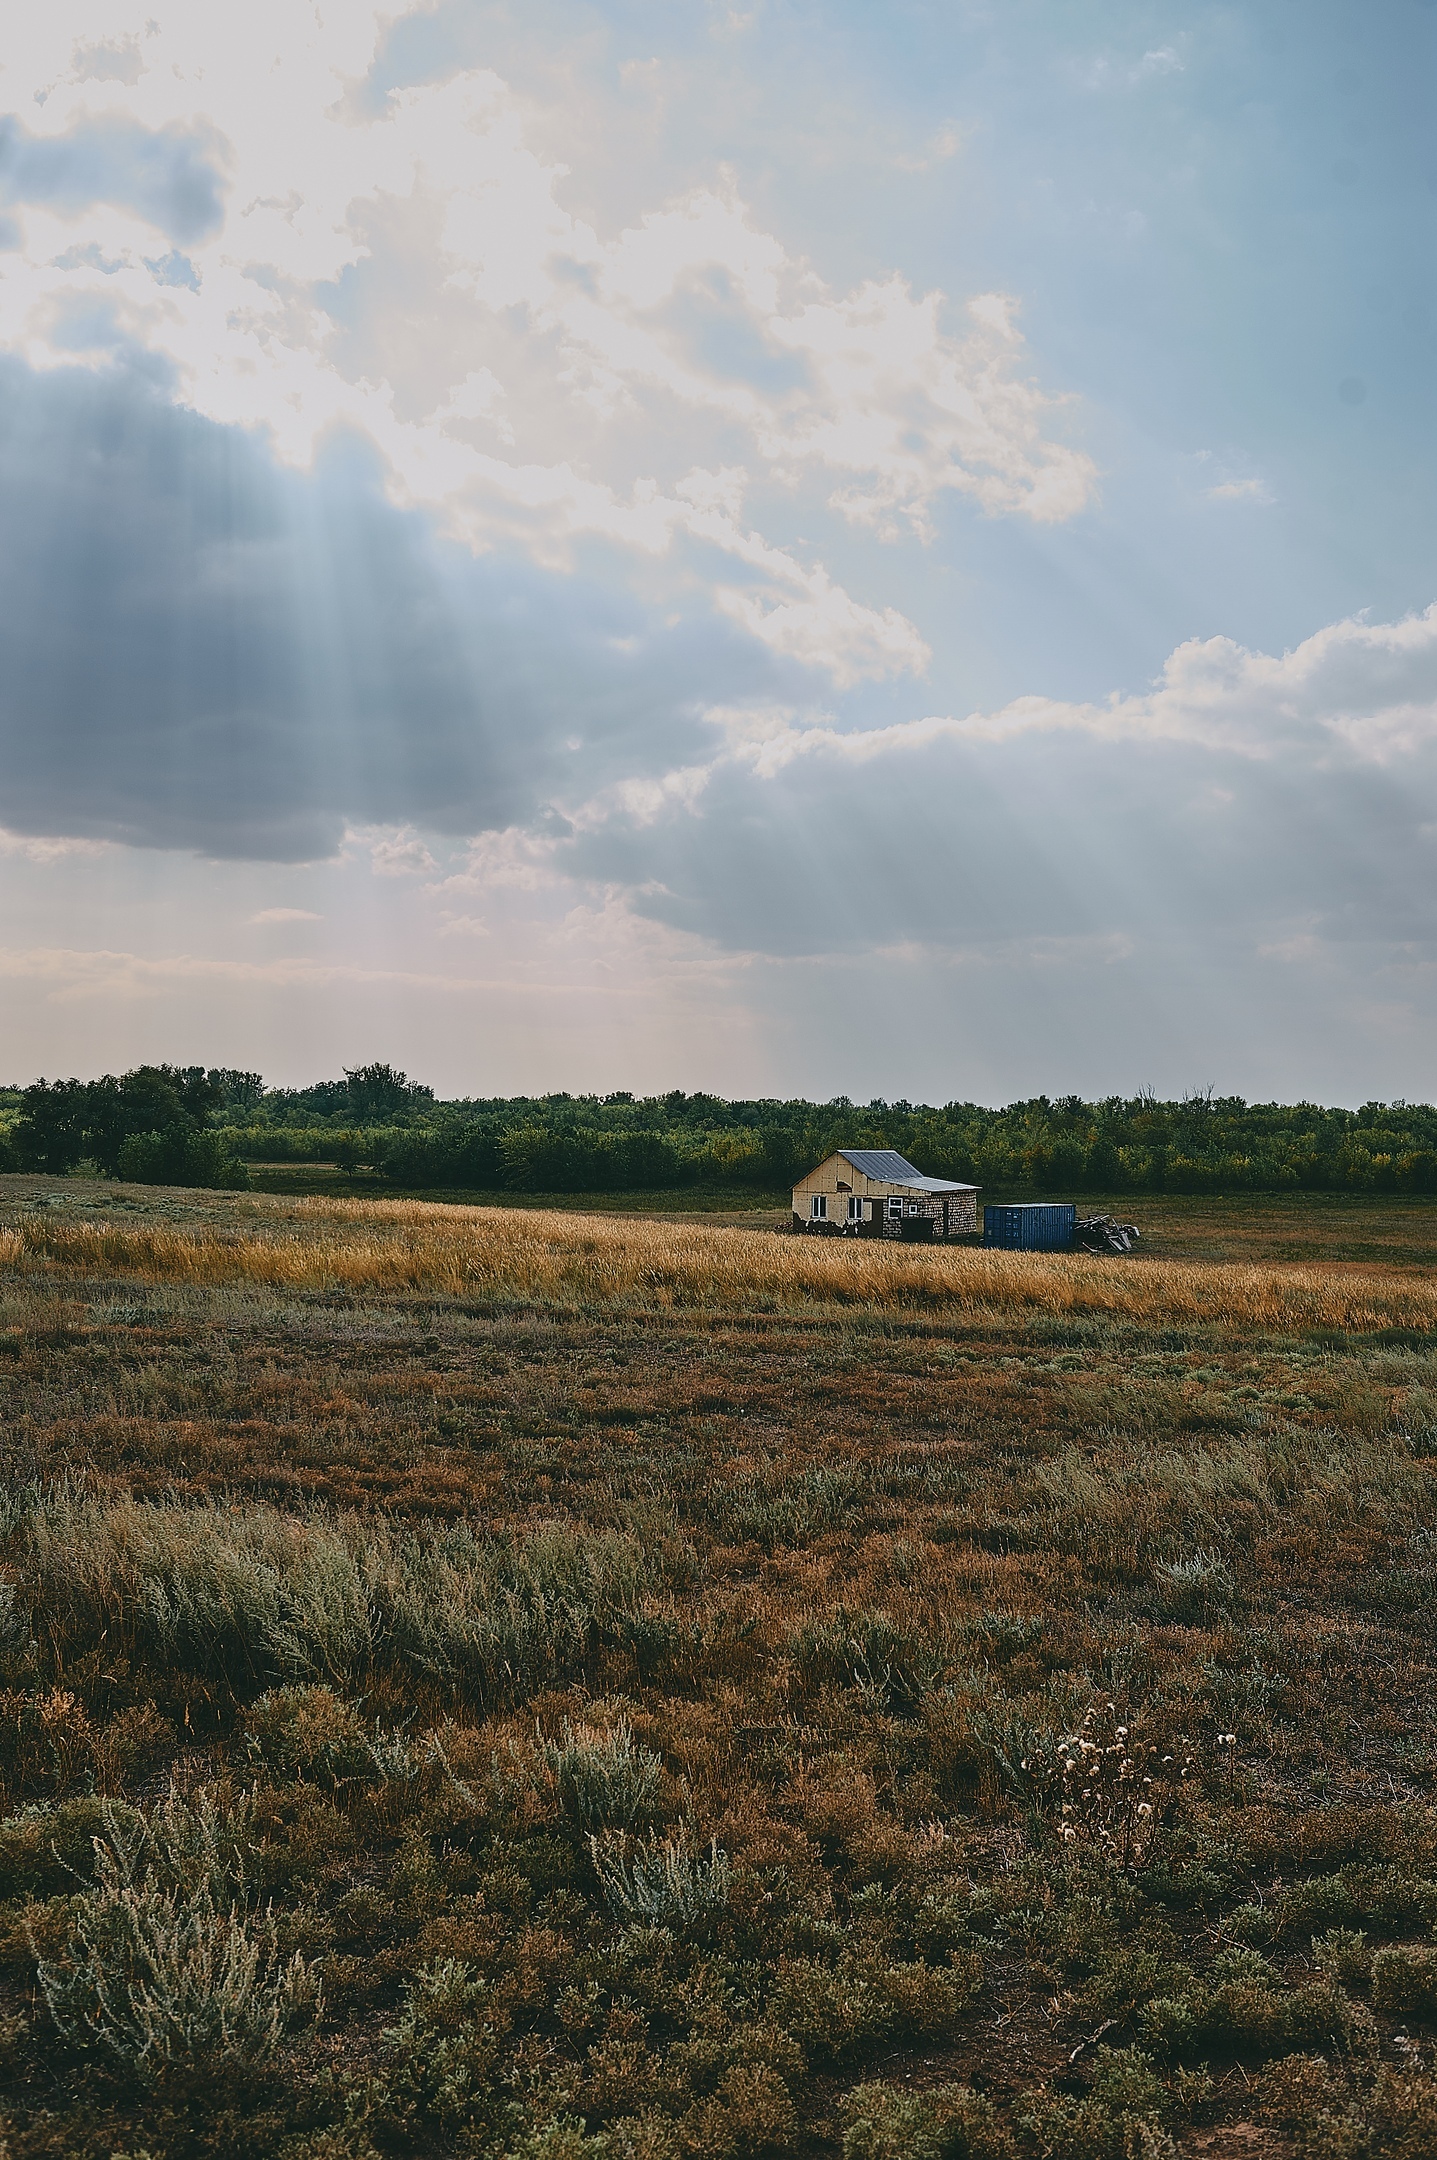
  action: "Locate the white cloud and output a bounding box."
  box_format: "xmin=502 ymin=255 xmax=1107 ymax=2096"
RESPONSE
xmin=713 ymin=604 xmax=1437 ymax=764
xmin=894 ymin=124 xmax=961 ymax=174
xmin=0 ymin=3 xmax=1094 ymax=687
xmin=1207 ymin=478 xmax=1271 ymax=503
xmin=0 ymin=827 xmax=109 ymax=861
xmin=250 ymin=906 xmax=321 ymax=922
xmin=538 ymin=603 xmax=1437 ymax=966
xmin=715 ymin=566 xmax=931 ymax=684
xmin=1077 ymin=43 xmax=1187 ymax=91
xmin=364 ymin=829 xmax=438 ymax=878
xmin=0 ymin=942 xmax=481 ymax=1001
xmin=764 ymin=285 xmax=1095 ymax=536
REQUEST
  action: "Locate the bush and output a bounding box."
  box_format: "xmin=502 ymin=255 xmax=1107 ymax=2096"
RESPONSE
xmin=499 ymin=1123 xmax=687 ymax=1193
xmin=1020 ymin=2047 xmax=1179 ymax=2160
xmin=505 ymin=2121 xmax=614 ymax=2160
xmin=841 ymin=2080 xmax=1013 ymax=2160
xmin=375 ymin=1122 xmax=504 ymax=1188
xmin=365 ymin=1958 xmax=503 ymax=2140
xmin=1230 ymin=1867 xmax=1437 ymax=1948
xmin=116 ymin=1127 xmax=249 ymax=1190
xmin=0 ymin=1795 xmax=140 ymax=1900
xmin=792 ymin=1608 xmax=937 ymax=1714
xmin=589 ymin=1825 xmax=732 ymax=1927
xmin=35 ymin=1791 xmax=320 ymax=2083
xmin=1140 ymin=1951 xmax=1354 ymax=2066
xmin=538 ymin=1718 xmax=663 ymax=1835
xmin=770 ymin=1952 xmax=974 ymax=2064
xmin=1371 ymin=1945 xmax=1437 ymax=2017
xmin=243 ymin=1686 xmax=370 ymax=1785
xmin=1312 ymin=1928 xmax=1373 ymax=1988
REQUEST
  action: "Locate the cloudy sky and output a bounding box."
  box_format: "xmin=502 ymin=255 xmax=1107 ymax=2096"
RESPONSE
xmin=1 ymin=1 xmax=1435 ymax=1101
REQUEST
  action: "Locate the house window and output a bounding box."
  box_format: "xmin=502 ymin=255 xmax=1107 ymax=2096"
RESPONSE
xmin=810 ymin=1194 xmax=828 ymax=1220
xmin=907 ymin=1199 xmax=921 ymax=1216
xmin=847 ymin=1195 xmax=862 ymax=1222
xmin=886 ymin=1197 xmax=902 ymax=1220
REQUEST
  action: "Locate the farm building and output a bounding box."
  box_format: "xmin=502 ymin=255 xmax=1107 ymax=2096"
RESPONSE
xmin=791 ymin=1149 xmax=980 ymax=1240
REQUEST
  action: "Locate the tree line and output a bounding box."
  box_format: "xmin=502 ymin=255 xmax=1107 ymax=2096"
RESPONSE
xmin=4 ymin=1068 xmax=1437 ymax=1195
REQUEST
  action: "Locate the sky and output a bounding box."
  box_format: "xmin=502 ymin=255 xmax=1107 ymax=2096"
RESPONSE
xmin=1 ymin=0 xmax=1435 ymax=1104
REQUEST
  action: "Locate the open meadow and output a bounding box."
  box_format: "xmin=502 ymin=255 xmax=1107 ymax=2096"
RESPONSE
xmin=234 ymin=1166 xmax=1437 ymax=1270
xmin=0 ymin=1179 xmax=1435 ymax=2157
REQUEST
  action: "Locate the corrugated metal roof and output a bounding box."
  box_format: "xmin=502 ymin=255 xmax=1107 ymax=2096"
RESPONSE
xmin=839 ymin=1148 xmax=923 ymax=1181
xmin=837 ymin=1149 xmax=977 ymax=1193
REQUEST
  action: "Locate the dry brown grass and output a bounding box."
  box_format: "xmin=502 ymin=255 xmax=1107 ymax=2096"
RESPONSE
xmin=2 ymin=1183 xmax=1437 ymax=2158
xmin=4 ymin=1195 xmax=1437 ymax=1332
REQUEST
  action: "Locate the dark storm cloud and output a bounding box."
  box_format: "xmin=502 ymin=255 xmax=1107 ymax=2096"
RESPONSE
xmin=0 ymin=114 xmax=228 ymax=243
xmin=0 ymin=357 xmax=779 ymax=860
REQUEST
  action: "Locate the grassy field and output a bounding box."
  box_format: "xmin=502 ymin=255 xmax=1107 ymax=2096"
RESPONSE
xmin=0 ymin=1178 xmax=1435 ymax=2157
xmin=236 ymin=1167 xmax=1437 ymax=1267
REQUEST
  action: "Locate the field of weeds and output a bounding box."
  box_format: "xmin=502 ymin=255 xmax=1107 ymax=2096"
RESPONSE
xmin=0 ymin=1180 xmax=1435 ymax=2158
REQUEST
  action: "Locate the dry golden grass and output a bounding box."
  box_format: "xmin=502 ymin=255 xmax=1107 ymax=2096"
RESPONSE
xmin=4 ymin=1195 xmax=1437 ymax=1332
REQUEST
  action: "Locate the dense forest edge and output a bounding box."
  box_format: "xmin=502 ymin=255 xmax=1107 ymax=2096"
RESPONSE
xmin=5 ymin=1064 xmax=1437 ymax=1198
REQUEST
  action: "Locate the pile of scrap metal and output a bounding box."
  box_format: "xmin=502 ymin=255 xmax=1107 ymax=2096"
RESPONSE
xmin=1072 ymin=1214 xmax=1141 ymax=1254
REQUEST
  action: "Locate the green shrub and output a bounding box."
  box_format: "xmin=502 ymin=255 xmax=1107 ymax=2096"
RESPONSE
xmin=499 ymin=1123 xmax=687 ymax=1193
xmin=0 ymin=1795 xmax=139 ymax=1900
xmin=365 ymin=1958 xmax=503 ymax=2140
xmin=769 ymin=1952 xmax=970 ymax=2064
xmin=589 ymin=1826 xmax=731 ymax=1928
xmin=1371 ymin=1944 xmax=1437 ymax=2017
xmin=116 ymin=1128 xmax=249 ymax=1190
xmin=35 ymin=1790 xmax=320 ymax=2083
xmin=1257 ymin=2050 xmax=1349 ymax=2131
xmin=1139 ymin=1952 xmax=1354 ymax=2066
xmin=1312 ymin=1929 xmax=1373 ymax=1988
xmin=503 ymin=2121 xmax=614 ymax=2160
xmin=840 ymin=2080 xmax=1012 ymax=2160
xmin=792 ymin=1609 xmax=938 ymax=1714
xmin=1230 ymin=1867 xmax=1437 ymax=1948
xmin=374 ymin=1122 xmax=503 ymax=1189
xmin=539 ymin=1718 xmax=663 ymax=1835
xmin=684 ymin=2060 xmax=799 ymax=2159
xmin=1020 ymin=2048 xmax=1179 ymax=2160
xmin=244 ymin=1686 xmax=370 ymax=1784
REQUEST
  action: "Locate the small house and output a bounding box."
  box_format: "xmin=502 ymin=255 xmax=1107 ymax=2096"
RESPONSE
xmin=791 ymin=1149 xmax=980 ymax=1241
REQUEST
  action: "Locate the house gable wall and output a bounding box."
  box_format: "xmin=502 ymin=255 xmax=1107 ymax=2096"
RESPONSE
xmin=790 ymin=1154 xmax=978 ymax=1238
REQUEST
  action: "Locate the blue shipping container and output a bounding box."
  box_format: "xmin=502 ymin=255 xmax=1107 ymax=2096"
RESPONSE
xmin=983 ymin=1203 xmax=1076 ymax=1251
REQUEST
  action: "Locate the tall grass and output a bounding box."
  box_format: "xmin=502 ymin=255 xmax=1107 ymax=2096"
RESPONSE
xmin=4 ymin=1199 xmax=1437 ymax=1332
xmin=1032 ymin=1426 xmax=1434 ymax=1568
xmin=10 ymin=1490 xmax=675 ymax=1710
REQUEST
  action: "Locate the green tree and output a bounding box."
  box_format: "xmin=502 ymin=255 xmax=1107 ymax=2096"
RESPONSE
xmin=14 ymin=1079 xmax=92 ymax=1172
xmin=344 ymin=1064 xmax=434 ymax=1118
